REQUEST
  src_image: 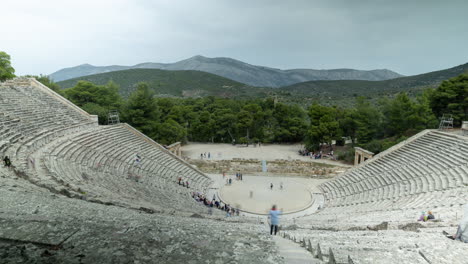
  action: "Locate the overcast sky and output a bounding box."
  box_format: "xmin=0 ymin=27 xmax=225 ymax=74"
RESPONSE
xmin=2 ymin=0 xmax=468 ymax=76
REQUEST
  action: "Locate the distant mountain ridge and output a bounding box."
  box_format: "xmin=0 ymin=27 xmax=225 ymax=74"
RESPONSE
xmin=279 ymin=62 xmax=468 ymax=99
xmin=49 ymin=55 xmax=403 ymax=87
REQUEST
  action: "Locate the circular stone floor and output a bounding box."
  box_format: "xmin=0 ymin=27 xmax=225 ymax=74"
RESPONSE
xmin=218 ymin=176 xmax=313 ymax=215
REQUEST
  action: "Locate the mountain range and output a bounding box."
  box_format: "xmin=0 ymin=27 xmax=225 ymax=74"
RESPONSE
xmin=57 ymin=61 xmax=468 ymax=106
xmin=281 ymin=62 xmax=468 ymax=96
xmin=50 ymin=55 xmax=403 ymax=87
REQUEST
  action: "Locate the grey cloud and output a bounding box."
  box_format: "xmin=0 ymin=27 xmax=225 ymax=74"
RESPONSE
xmin=2 ymin=0 xmax=467 ymax=76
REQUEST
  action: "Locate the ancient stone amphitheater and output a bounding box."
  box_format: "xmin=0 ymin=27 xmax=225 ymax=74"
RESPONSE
xmin=0 ymin=78 xmax=467 ymax=264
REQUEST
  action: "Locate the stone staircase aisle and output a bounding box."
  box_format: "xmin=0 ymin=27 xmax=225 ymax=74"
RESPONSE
xmin=273 ymin=235 xmax=324 ymax=264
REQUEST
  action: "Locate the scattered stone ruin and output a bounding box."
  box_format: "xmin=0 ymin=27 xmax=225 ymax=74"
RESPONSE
xmin=354 ymin=147 xmax=374 ymax=165
xmin=166 ymin=141 xmax=182 ymax=157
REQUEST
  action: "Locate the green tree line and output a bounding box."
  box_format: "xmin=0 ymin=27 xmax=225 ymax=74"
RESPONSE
xmin=56 ymin=75 xmax=466 ymax=155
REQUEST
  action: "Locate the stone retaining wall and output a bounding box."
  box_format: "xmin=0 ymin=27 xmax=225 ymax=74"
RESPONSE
xmin=186 ymin=158 xmax=348 ymax=178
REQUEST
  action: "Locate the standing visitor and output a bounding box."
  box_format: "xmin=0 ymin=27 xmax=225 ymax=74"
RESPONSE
xmin=270 ymin=183 xmax=273 ymax=190
xmin=269 ymin=205 xmax=281 ymax=235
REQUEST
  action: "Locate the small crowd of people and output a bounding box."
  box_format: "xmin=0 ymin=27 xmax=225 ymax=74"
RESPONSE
xmin=298 ymin=149 xmax=335 ymax=160
xmin=3 ymin=156 xmax=11 ymax=168
xmin=223 ymin=171 xmax=244 ymax=185
xmin=192 ymin=191 xmax=240 ymax=217
xmin=417 ymin=211 xmax=435 ymax=222
xmin=200 ymin=152 xmax=211 ymax=159
xmin=177 ymin=177 xmax=189 ymax=188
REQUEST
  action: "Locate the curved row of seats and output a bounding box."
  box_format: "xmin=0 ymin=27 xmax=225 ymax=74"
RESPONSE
xmin=0 ymin=78 xmax=214 ymax=214
xmin=40 ymin=124 xmax=211 ymax=212
xmin=290 ymin=130 xmax=468 ymax=230
xmin=0 ymin=82 xmax=95 ymax=166
xmin=320 ymin=131 xmax=468 ymax=210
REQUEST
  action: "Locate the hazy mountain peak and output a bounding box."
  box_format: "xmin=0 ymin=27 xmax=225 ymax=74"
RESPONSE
xmin=73 ymin=63 xmax=94 ymax=68
xmin=189 ymin=55 xmax=208 ymax=60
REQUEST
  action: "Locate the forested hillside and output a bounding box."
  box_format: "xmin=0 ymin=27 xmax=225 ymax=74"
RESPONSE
xmin=57 ymin=68 xmax=269 ymax=99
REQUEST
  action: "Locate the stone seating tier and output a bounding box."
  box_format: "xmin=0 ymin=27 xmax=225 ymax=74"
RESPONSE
xmin=320 ymin=131 xmax=468 ymax=208
xmin=281 ymin=229 xmax=468 ymax=264
xmin=34 ymin=125 xmax=213 ymax=213
xmin=1 ymin=79 xmax=214 ymax=215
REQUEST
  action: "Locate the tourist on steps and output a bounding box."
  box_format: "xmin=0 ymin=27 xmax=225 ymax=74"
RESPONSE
xmin=427 ymin=211 xmax=435 ymax=220
xmin=444 ymin=204 xmax=468 ymax=242
xmin=3 ymin=156 xmax=11 ymax=168
xmin=418 ymin=211 xmax=427 ymax=222
xmin=269 ymin=205 xmax=281 ymax=235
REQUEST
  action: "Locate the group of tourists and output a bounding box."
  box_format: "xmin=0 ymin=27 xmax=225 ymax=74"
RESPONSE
xmin=298 ymin=149 xmax=335 ymax=160
xmin=177 ymin=177 xmax=189 ymax=188
xmin=3 ymin=156 xmax=11 ymax=168
xmin=191 ymin=191 xmax=240 ymax=217
xmin=223 ymin=171 xmax=244 ymax=186
xmin=418 ymin=211 xmax=436 ymax=222
xmin=200 ymin=152 xmax=211 ymax=159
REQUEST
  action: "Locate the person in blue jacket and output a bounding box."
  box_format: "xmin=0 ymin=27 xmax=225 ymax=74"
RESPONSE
xmin=269 ymin=205 xmax=281 ymax=235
